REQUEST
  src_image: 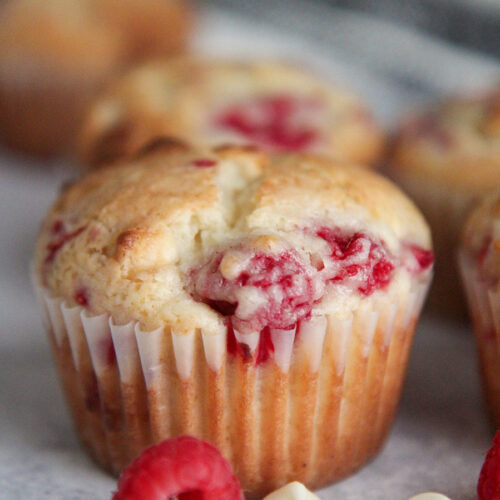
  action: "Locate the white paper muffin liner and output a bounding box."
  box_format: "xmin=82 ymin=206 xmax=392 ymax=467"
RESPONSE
xmin=33 ymin=277 xmax=430 ymax=498
xmin=459 ymin=250 xmax=500 ymax=425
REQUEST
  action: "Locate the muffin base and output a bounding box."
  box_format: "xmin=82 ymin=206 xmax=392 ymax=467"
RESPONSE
xmin=459 ymin=251 xmax=500 ymax=426
xmin=35 ymin=280 xmax=429 ymax=498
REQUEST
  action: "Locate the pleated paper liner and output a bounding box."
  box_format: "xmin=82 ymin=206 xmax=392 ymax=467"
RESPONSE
xmin=459 ymin=250 xmax=500 ymax=426
xmin=34 ymin=278 xmax=429 ymax=498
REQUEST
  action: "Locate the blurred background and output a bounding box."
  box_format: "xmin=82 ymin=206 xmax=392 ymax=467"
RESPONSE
xmin=208 ymin=0 xmax=499 ymax=98
xmin=212 ymin=0 xmax=500 ymax=58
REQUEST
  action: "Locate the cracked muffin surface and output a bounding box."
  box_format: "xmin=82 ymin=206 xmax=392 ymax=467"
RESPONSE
xmin=35 ymin=142 xmax=431 ymax=333
xmin=78 ymin=58 xmax=384 ymax=167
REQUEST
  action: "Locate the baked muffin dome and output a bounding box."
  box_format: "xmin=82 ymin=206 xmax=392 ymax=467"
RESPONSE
xmin=33 ymin=142 xmax=432 ymax=496
xmin=77 ymin=58 xmax=384 ymax=167
xmin=392 ymin=88 xmax=500 ymax=190
xmin=388 ymin=87 xmax=500 ymax=316
xmin=0 ymin=0 xmax=192 ymax=157
xmin=36 ymin=141 xmax=430 ymax=332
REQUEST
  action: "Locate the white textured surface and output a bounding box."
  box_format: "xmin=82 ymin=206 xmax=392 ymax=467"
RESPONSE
xmin=0 ymin=5 xmax=498 ymax=500
xmin=408 ymin=494 xmax=452 ymax=500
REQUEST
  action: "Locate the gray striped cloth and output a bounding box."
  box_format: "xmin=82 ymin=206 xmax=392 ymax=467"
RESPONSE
xmin=204 ymin=0 xmax=499 ymax=123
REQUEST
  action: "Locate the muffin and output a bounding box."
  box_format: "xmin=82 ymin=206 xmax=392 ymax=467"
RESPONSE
xmin=388 ymin=87 xmax=500 ymax=317
xmin=33 ymin=141 xmax=432 ymax=497
xmin=460 ymin=192 xmax=500 ymax=426
xmin=77 ymin=58 xmax=384 ymax=168
xmin=0 ymin=0 xmax=192 ymax=157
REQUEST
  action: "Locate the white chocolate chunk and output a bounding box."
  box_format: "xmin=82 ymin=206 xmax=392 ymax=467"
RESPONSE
xmin=263 ymin=482 xmax=320 ymax=500
xmin=409 ymin=493 xmax=451 ymax=500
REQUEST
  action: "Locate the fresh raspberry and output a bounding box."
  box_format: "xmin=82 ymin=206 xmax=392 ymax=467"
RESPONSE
xmin=478 ymin=431 xmax=500 ymax=500
xmin=112 ymin=436 xmax=243 ymax=500
xmin=213 ymin=95 xmax=320 ymax=152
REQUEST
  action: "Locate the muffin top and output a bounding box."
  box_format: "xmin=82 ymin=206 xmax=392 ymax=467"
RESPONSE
xmin=462 ymin=191 xmax=500 ymax=285
xmin=78 ymin=58 xmax=384 ymax=168
xmin=391 ymin=87 xmax=500 ymax=191
xmin=0 ymin=0 xmax=191 ymax=75
xmin=35 ymin=142 xmax=432 ymax=333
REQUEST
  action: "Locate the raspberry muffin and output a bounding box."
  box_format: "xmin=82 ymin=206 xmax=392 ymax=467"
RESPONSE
xmin=0 ymin=0 xmax=192 ymax=157
xmin=33 ymin=141 xmax=432 ymax=497
xmin=460 ymin=192 xmax=500 ymax=426
xmin=388 ymin=88 xmax=500 ymax=317
xmin=77 ymin=58 xmax=384 ymax=167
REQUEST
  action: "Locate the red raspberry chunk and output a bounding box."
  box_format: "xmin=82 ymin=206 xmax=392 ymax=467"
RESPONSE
xmin=404 ymin=243 xmax=434 ymax=274
xmin=44 ymin=221 xmax=85 ymax=264
xmin=213 ymin=95 xmax=321 ymax=152
xmin=74 ymin=288 xmax=88 ymax=306
xmin=191 ymin=248 xmax=318 ymax=334
xmin=226 ymin=323 xmax=275 ymax=365
xmin=316 ymin=227 xmax=395 ymax=295
xmin=112 ymin=436 xmax=243 ymax=500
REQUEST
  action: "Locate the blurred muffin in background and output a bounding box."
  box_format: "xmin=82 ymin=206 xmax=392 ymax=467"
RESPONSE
xmin=459 ymin=191 xmax=500 ymax=426
xmin=387 ymin=87 xmax=500 ymax=318
xmin=0 ymin=0 xmax=192 ymax=158
xmin=77 ymin=58 xmax=384 ymax=168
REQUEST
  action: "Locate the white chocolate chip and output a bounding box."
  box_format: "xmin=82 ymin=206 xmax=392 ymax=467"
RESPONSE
xmin=409 ymin=493 xmax=451 ymax=500
xmin=219 ymin=251 xmax=250 ymax=280
xmin=263 ymin=482 xmax=320 ymax=500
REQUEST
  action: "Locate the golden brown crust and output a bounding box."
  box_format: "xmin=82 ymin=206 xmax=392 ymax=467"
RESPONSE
xmin=78 ymin=58 xmax=385 ymax=168
xmin=0 ymin=0 xmax=192 ymax=157
xmin=34 ymin=144 xmax=430 ymax=332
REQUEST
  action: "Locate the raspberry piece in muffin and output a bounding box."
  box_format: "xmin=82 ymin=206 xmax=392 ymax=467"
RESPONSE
xmin=315 ymin=228 xmax=395 ymax=295
xmin=44 ymin=223 xmax=86 ymax=264
xmin=213 ymin=95 xmax=321 ymax=153
xmin=190 ymin=225 xmax=431 ymax=365
xmin=191 ymin=245 xmax=320 ymax=334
